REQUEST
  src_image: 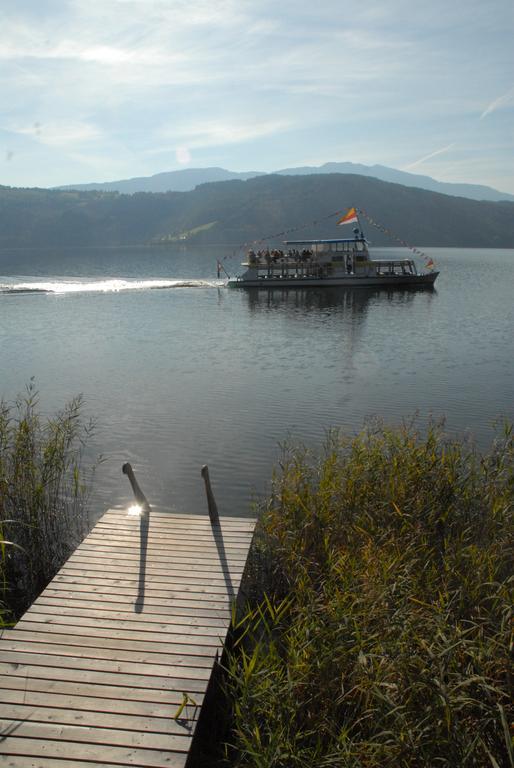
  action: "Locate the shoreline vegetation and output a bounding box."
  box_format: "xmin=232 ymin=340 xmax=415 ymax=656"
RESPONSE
xmin=223 ymin=421 xmax=513 ymax=767
xmin=1 ymin=399 xmax=512 ymax=765
xmin=0 ymin=386 xmax=95 ymax=622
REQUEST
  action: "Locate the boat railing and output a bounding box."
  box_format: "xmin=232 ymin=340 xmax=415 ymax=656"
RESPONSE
xmin=372 ymin=259 xmax=417 ymax=276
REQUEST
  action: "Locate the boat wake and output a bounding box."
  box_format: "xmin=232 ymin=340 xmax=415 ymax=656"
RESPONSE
xmin=0 ymin=278 xmax=227 ymax=295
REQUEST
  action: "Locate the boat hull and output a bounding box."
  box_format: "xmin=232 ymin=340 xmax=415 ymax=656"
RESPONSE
xmin=228 ymin=272 xmax=439 ymax=289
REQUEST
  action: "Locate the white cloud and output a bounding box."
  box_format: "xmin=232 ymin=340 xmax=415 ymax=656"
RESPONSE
xmin=403 ymin=144 xmax=456 ymax=171
xmin=9 ymin=120 xmax=102 ymax=147
xmin=0 ymin=39 xmax=187 ymax=68
xmin=158 ymin=118 xmax=292 ymax=150
xmin=480 ymin=89 xmax=514 ymax=120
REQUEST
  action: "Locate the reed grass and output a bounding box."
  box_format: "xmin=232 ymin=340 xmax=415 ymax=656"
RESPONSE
xmin=0 ymin=384 xmax=95 ymax=621
xmin=224 ymin=420 xmax=513 ymax=767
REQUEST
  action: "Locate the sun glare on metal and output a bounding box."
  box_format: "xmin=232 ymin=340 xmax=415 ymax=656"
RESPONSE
xmin=128 ymin=504 xmax=143 ymax=516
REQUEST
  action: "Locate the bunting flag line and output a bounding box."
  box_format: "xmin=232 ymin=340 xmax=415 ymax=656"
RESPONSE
xmin=357 ymin=208 xmax=433 ymax=268
xmin=227 ymin=208 xmax=344 ymax=263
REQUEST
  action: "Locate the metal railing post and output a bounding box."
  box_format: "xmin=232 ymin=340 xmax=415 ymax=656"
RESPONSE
xmin=201 ymin=465 xmax=219 ymax=524
xmin=122 ymin=463 xmax=151 ymax=512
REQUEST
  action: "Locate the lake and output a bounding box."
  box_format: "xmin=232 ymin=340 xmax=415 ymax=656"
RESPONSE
xmin=1 ymin=245 xmax=513 ymax=521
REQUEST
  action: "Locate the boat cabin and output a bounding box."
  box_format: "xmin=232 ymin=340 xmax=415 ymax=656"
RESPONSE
xmin=244 ymin=237 xmax=363 ymax=276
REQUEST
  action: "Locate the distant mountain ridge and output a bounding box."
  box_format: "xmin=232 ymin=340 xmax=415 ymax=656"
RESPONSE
xmin=3 ymin=173 xmax=514 ymax=249
xmin=56 ymin=161 xmax=514 ymax=203
xmin=57 ymin=167 xmax=265 ymax=194
xmin=277 ymin=163 xmax=514 ymax=203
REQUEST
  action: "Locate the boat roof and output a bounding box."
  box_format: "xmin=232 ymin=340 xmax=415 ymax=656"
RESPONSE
xmin=284 ymin=237 xmax=367 ymax=245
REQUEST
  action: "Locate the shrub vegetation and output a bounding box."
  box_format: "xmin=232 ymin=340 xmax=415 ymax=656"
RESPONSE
xmin=225 ymin=421 xmax=513 ymax=767
xmin=0 ymin=386 xmax=94 ymax=622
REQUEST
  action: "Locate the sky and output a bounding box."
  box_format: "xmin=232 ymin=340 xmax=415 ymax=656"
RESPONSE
xmin=1 ymin=0 xmax=513 ymax=192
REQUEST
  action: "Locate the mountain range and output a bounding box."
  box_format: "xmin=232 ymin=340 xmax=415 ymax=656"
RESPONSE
xmin=2 ymin=173 xmax=514 ymax=249
xmin=56 ymin=161 xmax=514 ymax=203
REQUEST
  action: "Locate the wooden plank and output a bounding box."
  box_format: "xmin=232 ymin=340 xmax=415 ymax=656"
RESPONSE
xmin=51 ymin=571 xmax=237 ymax=592
xmin=37 ymin=589 xmax=232 ymax=615
xmin=57 ymin=565 xmax=245 ymax=587
xmin=53 ymin=567 xmax=242 ymax=587
xmin=0 ymin=638 xmax=216 ymax=668
xmin=102 ymin=508 xmax=255 ymax=526
xmin=76 ymin=546 xmax=249 ymax=564
xmin=51 ymin=573 xmax=241 ymax=597
xmin=83 ymin=528 xmax=252 ymax=544
xmin=88 ymin=532 xmax=253 ymax=547
xmin=62 ymin=556 xmax=246 ymax=579
xmin=59 ymin=558 xmax=245 ymax=579
xmin=96 ymin=519 xmax=254 ymax=536
xmin=0 ymin=736 xmax=186 ymax=767
xmin=29 ymin=597 xmax=230 ymax=629
xmin=92 ymin=521 xmax=254 ymax=539
xmin=91 ymin=521 xmax=251 ymax=547
xmin=5 ymin=619 xmax=222 ymax=647
xmin=0 ymin=703 xmax=192 ymax=736
xmin=64 ymin=546 xmax=245 ymax=573
xmin=98 ymin=521 xmax=252 ymax=532
xmin=31 ymin=598 xmax=231 ymax=624
xmin=0 ymin=718 xmax=191 ymax=752
xmin=70 ymin=543 xmax=246 ymax=570
xmin=0 ymin=649 xmax=213 ymax=681
xmin=0 ymin=758 xmax=132 ymax=768
xmin=41 ymin=580 xmax=230 ymax=615
xmin=22 ymin=608 xmax=229 ymax=635
xmin=0 ymin=509 xmax=256 ymax=767
xmin=90 ymin=530 xmax=252 ymax=548
xmin=0 ymin=660 xmax=208 ymax=693
xmin=4 ymin=624 xmax=216 ymax=666
xmin=0 ymin=688 xmax=197 ymax=722
xmin=5 ymin=620 xmax=217 ymax=665
xmin=0 ymin=675 xmax=206 ymax=706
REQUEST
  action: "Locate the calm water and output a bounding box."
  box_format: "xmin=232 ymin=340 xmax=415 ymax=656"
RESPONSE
xmin=1 ymin=246 xmax=513 ymax=520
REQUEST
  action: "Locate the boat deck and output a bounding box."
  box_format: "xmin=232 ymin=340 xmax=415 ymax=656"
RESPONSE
xmin=0 ymin=506 xmax=256 ymax=767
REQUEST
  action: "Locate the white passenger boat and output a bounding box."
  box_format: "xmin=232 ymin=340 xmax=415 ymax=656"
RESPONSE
xmin=227 ymin=209 xmax=438 ymax=289
xmin=228 ymin=236 xmax=438 ymax=288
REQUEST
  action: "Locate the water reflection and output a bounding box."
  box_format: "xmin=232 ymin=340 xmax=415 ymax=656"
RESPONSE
xmin=243 ymin=285 xmax=434 ymax=314
xmin=240 ymin=286 xmax=438 ymax=375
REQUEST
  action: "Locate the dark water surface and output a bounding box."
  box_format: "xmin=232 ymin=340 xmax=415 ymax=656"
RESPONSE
xmin=1 ymin=245 xmax=512 ymax=520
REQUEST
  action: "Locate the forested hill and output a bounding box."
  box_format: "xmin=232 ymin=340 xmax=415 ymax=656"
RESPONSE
xmin=1 ymin=173 xmax=513 ymax=249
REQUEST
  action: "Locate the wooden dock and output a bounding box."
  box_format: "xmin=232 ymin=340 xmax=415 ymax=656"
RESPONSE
xmin=0 ymin=504 xmax=256 ymax=767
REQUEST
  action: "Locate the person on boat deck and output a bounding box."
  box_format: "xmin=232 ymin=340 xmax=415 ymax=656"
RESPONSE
xmin=346 ymin=253 xmax=352 ymax=274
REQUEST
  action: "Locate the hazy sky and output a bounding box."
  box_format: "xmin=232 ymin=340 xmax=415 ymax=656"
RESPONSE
xmin=1 ymin=0 xmax=513 ymax=191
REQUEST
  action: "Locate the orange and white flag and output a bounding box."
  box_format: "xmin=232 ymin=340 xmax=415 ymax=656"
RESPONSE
xmin=337 ymin=207 xmax=359 ymax=225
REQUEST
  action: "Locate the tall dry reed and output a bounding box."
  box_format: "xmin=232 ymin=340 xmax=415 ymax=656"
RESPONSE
xmin=0 ymin=385 xmax=95 ymax=621
xmin=225 ymin=421 xmax=513 ymax=767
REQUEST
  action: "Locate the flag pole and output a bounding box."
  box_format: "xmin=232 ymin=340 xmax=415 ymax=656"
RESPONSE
xmin=356 ymin=209 xmax=365 ymax=240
